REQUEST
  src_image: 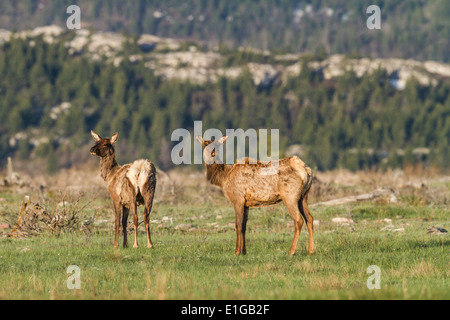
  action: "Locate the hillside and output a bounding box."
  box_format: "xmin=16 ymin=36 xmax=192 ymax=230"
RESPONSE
xmin=0 ymin=26 xmax=449 ymax=173
xmin=0 ymin=0 xmax=449 ymax=63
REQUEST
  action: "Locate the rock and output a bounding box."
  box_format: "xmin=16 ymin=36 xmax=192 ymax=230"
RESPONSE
xmin=0 ymin=29 xmax=11 ymax=44
xmin=15 ymin=25 xmax=63 ymax=44
xmin=138 ymin=34 xmax=180 ymax=51
xmin=161 ymin=216 xmax=172 ymax=224
xmin=50 ymin=102 xmax=72 ymax=120
xmin=376 ymin=218 xmax=393 ymax=225
xmin=87 ymin=32 xmax=125 ymax=60
xmin=137 ymin=34 xmax=159 ymax=51
xmin=66 ymin=29 xmax=90 ymax=55
xmin=381 ymin=225 xmax=405 ymax=232
xmin=427 ymin=226 xmax=448 ymax=235
xmin=389 ymin=193 xmax=399 ymax=203
xmin=148 ymin=51 xmax=223 ymax=84
xmin=283 ymin=54 xmax=443 ymax=90
xmin=93 ymin=219 xmax=112 ymax=226
xmin=424 ymin=61 xmax=450 ymax=77
xmin=332 ymin=217 xmax=354 ymax=226
xmin=247 ymin=63 xmax=279 ymax=87
xmin=174 ymin=224 xmax=194 ymax=232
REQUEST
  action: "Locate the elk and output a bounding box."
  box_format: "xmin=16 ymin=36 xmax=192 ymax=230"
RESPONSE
xmin=90 ymin=131 xmax=156 ymax=249
xmin=196 ymin=135 xmax=314 ymax=256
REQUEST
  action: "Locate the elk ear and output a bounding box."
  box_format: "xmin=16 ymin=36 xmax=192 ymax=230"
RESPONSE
xmin=110 ymin=132 xmax=118 ymax=144
xmin=195 ymin=135 xmax=205 ymax=146
xmin=91 ymin=130 xmax=101 ymax=142
xmin=218 ymin=136 xmax=228 ymax=144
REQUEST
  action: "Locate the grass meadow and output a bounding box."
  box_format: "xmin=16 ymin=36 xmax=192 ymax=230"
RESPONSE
xmin=0 ymin=168 xmax=449 ymax=300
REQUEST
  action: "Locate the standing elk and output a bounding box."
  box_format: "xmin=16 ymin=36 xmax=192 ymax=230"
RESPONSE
xmin=90 ymin=131 xmax=156 ymax=248
xmin=196 ymin=135 xmax=314 ymax=255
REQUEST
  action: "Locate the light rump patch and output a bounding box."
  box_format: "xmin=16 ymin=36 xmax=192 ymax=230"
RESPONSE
xmin=127 ymin=159 xmax=154 ymax=195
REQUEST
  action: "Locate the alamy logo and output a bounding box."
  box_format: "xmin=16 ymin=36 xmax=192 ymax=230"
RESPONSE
xmin=66 ymin=5 xmax=81 ymax=30
xmin=366 ymin=5 xmax=381 ymax=30
xmin=171 ymin=121 xmax=280 ymax=175
xmin=366 ymin=265 xmax=381 ymax=290
xmin=66 ymin=265 xmax=81 ymax=290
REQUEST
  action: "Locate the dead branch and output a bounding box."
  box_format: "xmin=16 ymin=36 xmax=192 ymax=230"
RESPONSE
xmin=311 ymin=188 xmax=398 ymax=207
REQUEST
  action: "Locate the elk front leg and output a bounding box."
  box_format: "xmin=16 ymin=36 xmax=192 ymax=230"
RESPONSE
xmin=283 ymin=197 xmax=304 ymax=255
xmin=122 ymin=206 xmax=129 ymax=248
xmin=113 ymin=201 xmax=122 ymax=248
xmin=234 ymin=201 xmax=246 ymax=256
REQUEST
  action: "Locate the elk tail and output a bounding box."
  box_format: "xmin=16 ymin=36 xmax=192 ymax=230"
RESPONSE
xmin=301 ymin=167 xmax=313 ymax=200
xmin=299 ymin=167 xmax=313 ymax=223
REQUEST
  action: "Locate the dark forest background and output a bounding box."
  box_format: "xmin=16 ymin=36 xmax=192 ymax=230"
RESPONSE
xmin=0 ymin=0 xmax=449 ymax=173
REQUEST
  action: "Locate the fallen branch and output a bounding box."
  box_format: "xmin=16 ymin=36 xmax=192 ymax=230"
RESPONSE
xmin=311 ymin=188 xmax=398 ymax=207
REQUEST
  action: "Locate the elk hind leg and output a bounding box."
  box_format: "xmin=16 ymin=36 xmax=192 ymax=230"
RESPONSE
xmin=283 ymin=197 xmax=304 ymax=255
xmin=113 ymin=201 xmax=122 ymax=248
xmin=131 ymin=201 xmax=139 ymax=248
xmin=122 ymin=206 xmax=130 ymax=248
xmin=143 ymin=192 xmax=155 ymax=249
xmin=242 ymin=206 xmax=249 ymax=255
xmin=299 ymin=195 xmax=314 ymax=255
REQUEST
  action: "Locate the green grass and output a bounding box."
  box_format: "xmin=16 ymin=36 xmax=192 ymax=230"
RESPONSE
xmin=0 ymin=193 xmax=449 ymax=300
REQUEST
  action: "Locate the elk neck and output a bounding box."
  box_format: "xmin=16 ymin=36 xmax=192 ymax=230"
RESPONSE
xmin=205 ymin=162 xmax=231 ymax=188
xmin=100 ymin=152 xmax=119 ymax=181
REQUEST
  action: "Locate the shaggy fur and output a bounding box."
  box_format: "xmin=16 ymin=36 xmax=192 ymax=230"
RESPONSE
xmin=197 ymin=135 xmax=314 ymax=255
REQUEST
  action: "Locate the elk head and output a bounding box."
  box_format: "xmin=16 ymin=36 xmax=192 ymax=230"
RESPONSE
xmin=90 ymin=130 xmax=118 ymax=157
xmin=195 ymin=135 xmax=228 ymax=164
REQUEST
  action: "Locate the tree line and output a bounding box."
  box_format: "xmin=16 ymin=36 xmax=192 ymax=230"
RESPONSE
xmin=0 ymin=36 xmax=449 ymax=173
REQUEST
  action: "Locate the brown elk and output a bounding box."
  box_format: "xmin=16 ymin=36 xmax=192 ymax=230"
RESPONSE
xmin=90 ymin=131 xmax=156 ymax=249
xmin=196 ymin=135 xmax=314 ymax=255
